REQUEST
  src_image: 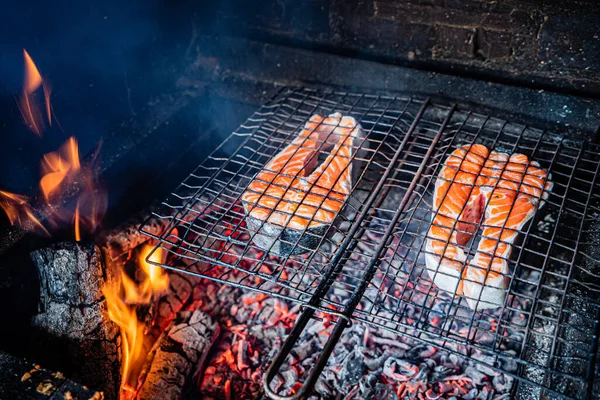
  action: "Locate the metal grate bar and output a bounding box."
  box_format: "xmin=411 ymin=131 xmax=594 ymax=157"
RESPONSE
xmin=141 ymin=87 xmax=600 ymax=399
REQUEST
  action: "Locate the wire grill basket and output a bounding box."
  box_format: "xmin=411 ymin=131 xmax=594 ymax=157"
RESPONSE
xmin=141 ymin=87 xmax=600 ymax=399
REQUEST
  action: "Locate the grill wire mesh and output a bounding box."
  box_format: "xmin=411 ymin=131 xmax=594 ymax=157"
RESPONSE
xmin=141 ymin=87 xmax=600 ymax=399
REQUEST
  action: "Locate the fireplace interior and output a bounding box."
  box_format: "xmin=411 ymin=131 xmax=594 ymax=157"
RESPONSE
xmin=1 ymin=1 xmax=600 ymax=399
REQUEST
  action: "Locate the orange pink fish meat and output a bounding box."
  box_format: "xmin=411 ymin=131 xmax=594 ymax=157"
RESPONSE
xmin=425 ymin=144 xmax=552 ymax=310
xmin=242 ymin=112 xmax=363 ymax=255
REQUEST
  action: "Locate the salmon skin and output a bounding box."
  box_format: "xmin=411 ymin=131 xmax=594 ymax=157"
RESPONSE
xmin=242 ymin=112 xmax=364 ymax=256
xmin=425 ymin=144 xmax=552 ymax=310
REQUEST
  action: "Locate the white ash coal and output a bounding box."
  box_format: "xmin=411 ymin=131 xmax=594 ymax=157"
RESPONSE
xmin=165 ymin=274 xmax=515 ymax=399
xmin=157 ymin=233 xmax=521 ymax=399
xmin=133 ymin=172 xmax=593 ymax=399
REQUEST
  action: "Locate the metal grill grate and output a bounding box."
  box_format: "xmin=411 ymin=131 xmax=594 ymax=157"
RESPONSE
xmin=141 ymin=87 xmax=600 ymax=399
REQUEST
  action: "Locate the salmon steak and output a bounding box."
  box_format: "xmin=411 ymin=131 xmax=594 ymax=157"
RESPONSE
xmin=241 ymin=112 xmax=363 ymax=256
xmin=425 ymin=144 xmax=553 ymax=310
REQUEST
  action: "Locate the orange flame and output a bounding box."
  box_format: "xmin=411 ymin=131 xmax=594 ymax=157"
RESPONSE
xmin=103 ymin=284 xmax=146 ymax=393
xmin=38 ymin=137 xmax=106 ymax=240
xmin=4 ymin=52 xmax=106 ymax=241
xmin=40 ymin=137 xmax=81 ymax=200
xmin=18 ymin=49 xmax=52 ymax=136
xmin=139 ymin=245 xmax=169 ymax=294
xmin=0 ymin=190 xmax=49 ymax=235
xmin=74 ymin=202 xmax=81 ymax=241
xmin=104 ymin=244 xmax=169 ymax=395
xmin=38 ymin=137 xmax=107 ymax=239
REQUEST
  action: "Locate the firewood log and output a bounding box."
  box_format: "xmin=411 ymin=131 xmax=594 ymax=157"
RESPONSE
xmin=137 ymin=309 xmax=217 ymax=400
xmin=30 ymin=242 xmax=121 ymax=398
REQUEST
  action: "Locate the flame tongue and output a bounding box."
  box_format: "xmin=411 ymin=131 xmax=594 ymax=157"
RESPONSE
xmin=23 ymin=50 xmax=42 ymax=93
xmin=19 ymin=49 xmax=51 ymax=136
xmin=74 ymin=202 xmax=81 ymax=242
xmin=103 ymin=245 xmax=169 ymax=395
xmin=40 ymin=137 xmax=81 ymax=200
xmin=139 ymin=245 xmax=169 ymax=295
xmin=1 ymin=52 xmax=106 ymax=240
xmin=38 ymin=137 xmax=107 ymax=240
xmin=0 ymin=190 xmax=48 ymax=235
xmin=104 ymin=285 xmax=146 ymax=393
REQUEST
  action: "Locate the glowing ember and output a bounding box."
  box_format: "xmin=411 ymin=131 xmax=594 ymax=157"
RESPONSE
xmin=18 ymin=49 xmax=52 ymax=136
xmin=103 ymin=244 xmax=169 ymax=397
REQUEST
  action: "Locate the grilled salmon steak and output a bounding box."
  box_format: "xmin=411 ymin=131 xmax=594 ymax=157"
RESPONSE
xmin=425 ymin=144 xmax=552 ymax=310
xmin=242 ymin=112 xmax=363 ymax=256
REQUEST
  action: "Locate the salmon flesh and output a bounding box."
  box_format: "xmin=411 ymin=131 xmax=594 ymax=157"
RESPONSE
xmin=242 ymin=113 xmax=363 ymax=256
xmin=425 ymin=144 xmax=553 ymax=310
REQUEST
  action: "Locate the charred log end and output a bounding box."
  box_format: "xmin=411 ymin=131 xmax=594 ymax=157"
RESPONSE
xmin=30 ymin=241 xmax=121 ymax=398
xmin=138 ymin=309 xmax=217 ymax=399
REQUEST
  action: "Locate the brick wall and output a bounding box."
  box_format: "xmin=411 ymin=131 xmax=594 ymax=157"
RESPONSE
xmin=199 ymin=0 xmax=600 ymax=95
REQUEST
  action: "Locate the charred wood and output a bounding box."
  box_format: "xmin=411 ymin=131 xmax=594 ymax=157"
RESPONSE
xmin=30 ymin=242 xmax=120 ymax=398
xmin=151 ymin=271 xmax=199 ymax=334
xmin=104 ymin=209 xmax=170 ymax=261
xmin=137 ymin=309 xmax=217 ymax=400
xmin=104 ymin=197 xmax=209 ymax=261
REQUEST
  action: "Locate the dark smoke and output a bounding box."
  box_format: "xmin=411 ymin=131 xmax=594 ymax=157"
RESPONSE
xmin=0 ymin=1 xmax=163 ymax=194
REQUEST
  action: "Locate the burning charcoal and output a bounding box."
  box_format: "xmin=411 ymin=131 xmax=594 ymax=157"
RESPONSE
xmin=30 ymin=242 xmax=120 ymax=398
xmin=430 ymin=365 xmax=454 ymax=382
xmin=370 ymin=382 xmax=400 ymax=400
xmin=383 ymin=358 xmax=419 ymax=381
xmin=280 ymin=368 xmax=298 ymax=388
xmin=304 ymin=320 xmax=326 ymax=337
xmin=414 ymin=362 xmax=431 ymax=382
xmin=369 ymin=334 xmax=411 ymax=349
xmin=363 ymin=349 xmax=403 ymax=370
xmin=473 ymin=361 xmax=497 ymax=376
xmin=138 ymin=309 xmax=217 ymax=399
xmin=358 ymin=373 xmax=379 ymax=394
xmin=236 ymin=340 xmax=250 ymax=370
xmin=462 ymin=388 xmax=479 ymax=399
xmin=153 ymin=272 xmax=195 ymax=331
xmin=230 ymin=304 xmax=239 ymax=316
xmin=257 ymin=298 xmax=288 ymax=326
xmin=464 ymin=366 xmax=488 ymax=386
xmin=477 ymin=386 xmax=492 ymax=399
xmin=337 ymin=348 xmax=366 ymax=389
xmin=407 ymin=344 xmax=436 ymax=360
xmin=331 ymin=347 xmax=351 ymax=367
xmin=498 ymin=351 xmax=518 ymax=372
xmin=290 ymin=342 xmax=320 ymax=362
xmin=314 ymin=377 xmax=334 ymax=397
xmin=269 ymin=374 xmax=284 ymax=393
xmin=493 ymin=373 xmax=513 ymax=392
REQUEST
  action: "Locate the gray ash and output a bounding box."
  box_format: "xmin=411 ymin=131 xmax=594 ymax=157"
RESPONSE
xmin=142 ymin=169 xmax=600 ymax=399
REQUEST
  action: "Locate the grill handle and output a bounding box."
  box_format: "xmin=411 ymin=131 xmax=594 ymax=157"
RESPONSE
xmin=262 ymin=306 xmax=350 ymax=400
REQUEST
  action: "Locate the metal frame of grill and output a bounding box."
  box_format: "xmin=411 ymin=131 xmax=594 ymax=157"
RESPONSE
xmin=140 ymin=87 xmax=600 ymax=399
